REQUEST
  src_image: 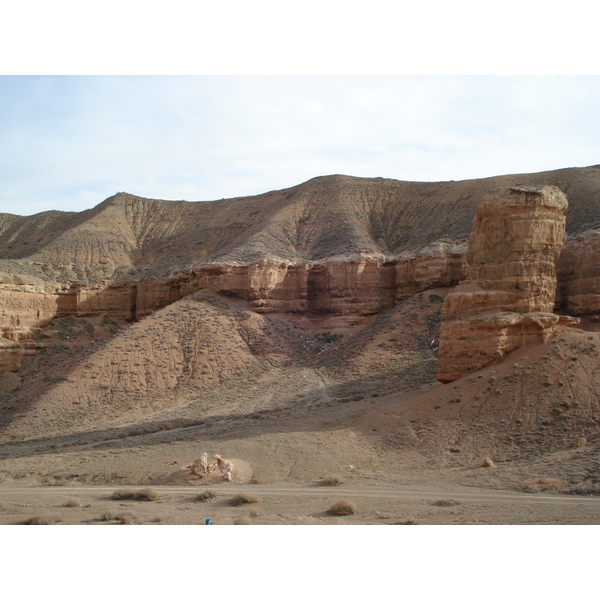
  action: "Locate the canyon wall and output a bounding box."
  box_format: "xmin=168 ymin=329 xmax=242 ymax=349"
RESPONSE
xmin=2 ymin=184 xmax=599 ymax=377
xmin=0 ymin=244 xmax=468 ymax=372
xmin=556 ymin=229 xmax=600 ymax=318
xmin=436 ymin=186 xmax=578 ymax=383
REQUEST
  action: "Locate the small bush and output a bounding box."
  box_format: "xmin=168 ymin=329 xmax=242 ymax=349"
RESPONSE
xmin=22 ymin=514 xmax=61 ymax=525
xmin=111 ymin=487 xmax=159 ymax=501
xmin=98 ymin=512 xmax=116 ymax=521
xmin=326 ymin=499 xmax=357 ymax=516
xmin=63 ymin=498 xmax=81 ymax=508
xmin=431 ymin=499 xmax=462 ymax=507
xmin=521 ymin=478 xmax=564 ymax=493
xmin=116 ymin=512 xmax=136 ymax=525
xmin=229 ymin=493 xmax=259 ymax=507
xmin=193 ymin=491 xmax=217 ymax=502
xmin=318 ymin=477 xmax=344 ymax=487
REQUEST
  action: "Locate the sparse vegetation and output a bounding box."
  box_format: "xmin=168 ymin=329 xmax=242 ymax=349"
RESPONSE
xmin=326 ymin=499 xmax=357 ymax=515
xmin=431 ymin=499 xmax=462 ymax=507
xmin=569 ymin=481 xmax=600 ymax=495
xmin=193 ymin=491 xmax=217 ymax=502
xmin=116 ymin=512 xmax=137 ymax=524
xmin=21 ymin=514 xmax=61 ymax=525
xmin=229 ymin=493 xmax=259 ymax=506
xmin=63 ymin=498 xmax=81 ymax=507
xmin=521 ymin=478 xmax=564 ymax=493
xmin=314 ymin=332 xmax=344 ymax=345
xmin=111 ymin=487 xmax=159 ymax=501
xmin=318 ymin=477 xmax=344 ymax=487
xmin=234 ymin=516 xmax=253 ymax=525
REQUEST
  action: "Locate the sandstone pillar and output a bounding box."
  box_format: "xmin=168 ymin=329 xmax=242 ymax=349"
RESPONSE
xmin=436 ymin=186 xmax=578 ymax=383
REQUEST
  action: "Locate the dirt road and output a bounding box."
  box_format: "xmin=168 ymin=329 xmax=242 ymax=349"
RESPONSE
xmin=1 ymin=481 xmax=598 ymax=525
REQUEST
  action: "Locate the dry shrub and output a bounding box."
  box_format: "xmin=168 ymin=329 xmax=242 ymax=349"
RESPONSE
xmin=43 ymin=476 xmax=67 ymax=486
xmin=22 ymin=514 xmax=61 ymax=525
xmin=318 ymin=477 xmax=344 ymax=487
xmin=234 ymin=517 xmax=253 ymax=525
xmin=326 ymin=499 xmax=357 ymax=516
xmin=569 ymin=481 xmax=600 ymax=495
xmin=193 ymin=491 xmax=217 ymax=502
xmin=229 ymin=493 xmax=259 ymax=506
xmin=63 ymin=498 xmax=81 ymax=508
xmin=117 ymin=512 xmax=136 ymax=525
xmin=522 ymin=478 xmax=564 ymax=493
xmin=431 ymin=499 xmax=462 ymax=507
xmin=98 ymin=511 xmax=116 ymax=521
xmin=111 ymin=487 xmax=159 ymax=501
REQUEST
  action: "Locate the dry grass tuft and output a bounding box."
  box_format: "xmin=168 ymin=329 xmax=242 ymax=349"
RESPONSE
xmin=22 ymin=514 xmax=61 ymax=525
xmin=318 ymin=477 xmax=344 ymax=487
xmin=116 ymin=512 xmax=136 ymax=525
xmin=111 ymin=487 xmax=159 ymax=501
xmin=521 ymin=478 xmax=564 ymax=493
xmin=234 ymin=516 xmax=253 ymax=525
xmin=229 ymin=493 xmax=260 ymax=507
xmin=193 ymin=491 xmax=217 ymax=502
xmin=326 ymin=499 xmax=357 ymax=516
xmin=431 ymin=499 xmax=462 ymax=507
xmin=569 ymin=481 xmax=600 ymax=495
xmin=63 ymin=498 xmax=81 ymax=508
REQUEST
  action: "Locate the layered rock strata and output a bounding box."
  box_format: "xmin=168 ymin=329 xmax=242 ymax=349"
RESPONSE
xmin=0 ymin=245 xmax=468 ymax=371
xmin=437 ymin=186 xmax=579 ymax=383
xmin=555 ymin=229 xmax=600 ymax=318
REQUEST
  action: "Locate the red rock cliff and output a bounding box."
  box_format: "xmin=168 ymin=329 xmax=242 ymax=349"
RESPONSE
xmin=437 ymin=186 xmax=579 ymax=383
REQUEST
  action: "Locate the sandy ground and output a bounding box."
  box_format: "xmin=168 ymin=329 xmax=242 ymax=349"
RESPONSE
xmin=2 ymin=478 xmax=599 ymax=525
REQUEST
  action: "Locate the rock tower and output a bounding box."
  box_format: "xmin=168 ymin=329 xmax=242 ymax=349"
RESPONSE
xmin=436 ymin=186 xmax=579 ymax=383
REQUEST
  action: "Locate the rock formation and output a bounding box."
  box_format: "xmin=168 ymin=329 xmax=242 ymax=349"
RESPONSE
xmin=2 ymin=167 xmax=600 ymax=379
xmin=556 ymin=230 xmax=600 ymax=319
xmin=190 ymin=453 xmax=235 ymax=482
xmin=436 ymin=186 xmax=579 ymax=383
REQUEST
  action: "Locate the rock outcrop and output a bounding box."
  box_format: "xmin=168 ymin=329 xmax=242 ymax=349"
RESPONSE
xmin=0 ymin=246 xmax=468 ymax=371
xmin=437 ymin=186 xmax=579 ymax=383
xmin=556 ymin=229 xmax=600 ymax=318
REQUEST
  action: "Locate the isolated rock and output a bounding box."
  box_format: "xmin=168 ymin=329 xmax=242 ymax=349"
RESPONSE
xmin=437 ymin=186 xmax=578 ymax=383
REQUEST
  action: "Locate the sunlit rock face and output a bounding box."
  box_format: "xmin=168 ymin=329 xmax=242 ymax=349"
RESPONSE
xmin=556 ymin=230 xmax=600 ymax=318
xmin=437 ymin=186 xmax=578 ymax=383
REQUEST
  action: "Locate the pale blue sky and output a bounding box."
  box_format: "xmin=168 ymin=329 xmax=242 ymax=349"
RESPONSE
xmin=1 ymin=75 xmax=599 ymax=216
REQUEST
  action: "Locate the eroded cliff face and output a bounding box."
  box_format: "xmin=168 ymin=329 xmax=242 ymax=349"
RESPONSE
xmin=3 ymin=168 xmax=600 ymax=379
xmin=0 ymin=244 xmax=468 ymax=372
xmin=556 ymin=230 xmax=600 ymax=318
xmin=436 ymin=186 xmax=578 ymax=383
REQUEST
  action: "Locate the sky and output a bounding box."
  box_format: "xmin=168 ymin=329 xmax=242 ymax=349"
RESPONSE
xmin=1 ymin=2 xmax=599 ymax=216
xmin=1 ymin=74 xmax=599 ymax=216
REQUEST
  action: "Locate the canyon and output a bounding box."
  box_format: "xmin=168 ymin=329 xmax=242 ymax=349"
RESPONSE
xmin=1 ymin=166 xmax=600 ymax=508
